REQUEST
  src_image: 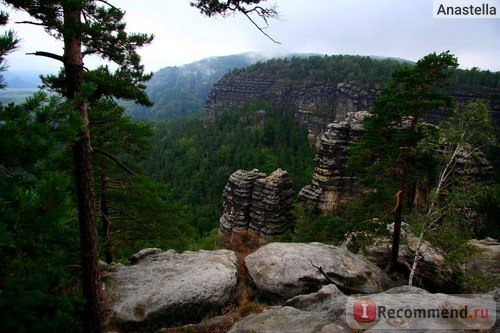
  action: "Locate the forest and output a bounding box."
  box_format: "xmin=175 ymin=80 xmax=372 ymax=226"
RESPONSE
xmin=0 ymin=1 xmax=499 ymax=332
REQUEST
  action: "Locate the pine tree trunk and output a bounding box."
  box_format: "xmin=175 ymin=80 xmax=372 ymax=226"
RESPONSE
xmin=64 ymin=5 xmax=102 ymax=333
xmin=385 ymin=185 xmax=406 ymax=273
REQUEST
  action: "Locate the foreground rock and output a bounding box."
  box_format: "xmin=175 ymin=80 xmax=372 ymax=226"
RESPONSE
xmin=104 ymin=249 xmax=239 ymax=332
xmin=245 ymin=242 xmax=393 ymax=302
xmin=228 ymin=285 xmax=497 ymax=333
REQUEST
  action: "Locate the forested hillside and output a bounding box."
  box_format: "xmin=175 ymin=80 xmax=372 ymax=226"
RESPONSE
xmin=145 ymin=102 xmax=315 ymax=235
xmin=2 ymin=50 xmax=499 ymax=331
xmin=206 ymin=55 xmax=500 ymax=132
xmin=124 ymin=53 xmax=266 ymax=120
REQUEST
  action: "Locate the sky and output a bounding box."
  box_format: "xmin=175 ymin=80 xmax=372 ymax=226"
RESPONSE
xmin=3 ymin=0 xmax=500 ymax=73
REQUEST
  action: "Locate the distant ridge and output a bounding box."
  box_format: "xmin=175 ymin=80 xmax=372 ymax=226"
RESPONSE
xmin=125 ymin=52 xmax=269 ymax=120
xmin=2 ymin=70 xmax=47 ymax=89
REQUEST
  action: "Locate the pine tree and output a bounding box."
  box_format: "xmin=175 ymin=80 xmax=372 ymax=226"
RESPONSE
xmin=349 ymin=52 xmax=458 ymax=272
xmin=1 ymin=1 xmax=153 ymax=331
xmin=0 ymin=8 xmax=18 ymax=88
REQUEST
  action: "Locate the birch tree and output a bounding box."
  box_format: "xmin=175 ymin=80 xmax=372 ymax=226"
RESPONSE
xmin=408 ymin=100 xmax=496 ymax=286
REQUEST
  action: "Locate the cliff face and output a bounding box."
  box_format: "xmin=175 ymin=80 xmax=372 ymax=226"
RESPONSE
xmin=206 ymin=75 xmax=379 ymax=143
xmin=205 ymin=65 xmax=500 ymax=143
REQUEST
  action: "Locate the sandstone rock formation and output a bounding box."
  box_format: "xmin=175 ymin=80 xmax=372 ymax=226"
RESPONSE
xmin=205 ymin=69 xmax=500 ymax=144
xmin=299 ymin=111 xmax=494 ymax=222
xmin=205 ymin=75 xmax=379 ymax=142
xmin=220 ymin=169 xmax=266 ymax=235
xmin=228 ymin=284 xmax=497 ymax=333
xmin=220 ymin=168 xmax=294 ymax=238
xmin=298 ymin=111 xmax=369 ymax=214
xmin=103 ymin=248 xmax=239 ymax=332
xmin=244 ymin=242 xmax=394 ymax=302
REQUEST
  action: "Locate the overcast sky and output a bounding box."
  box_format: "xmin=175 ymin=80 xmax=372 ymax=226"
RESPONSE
xmin=3 ymin=0 xmax=500 ymax=73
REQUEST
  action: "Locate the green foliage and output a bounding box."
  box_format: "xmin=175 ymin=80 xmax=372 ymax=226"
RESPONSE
xmin=280 ymin=200 xmax=387 ymax=253
xmin=349 ymin=52 xmax=458 ymax=211
xmin=441 ymin=100 xmax=496 ymax=153
xmin=126 ymin=53 xmax=261 ymax=120
xmin=146 ymin=102 xmax=315 ymax=236
xmin=229 ymin=54 xmax=408 ymax=90
xmin=0 ymin=10 xmax=19 ymax=89
xmin=105 ymin=175 xmax=198 ymax=259
xmin=475 ymin=183 xmax=500 ymax=239
xmin=452 ymin=67 xmax=500 ymax=88
xmin=290 ymin=202 xmax=349 ymax=243
xmin=0 ymin=95 xmax=83 ymax=332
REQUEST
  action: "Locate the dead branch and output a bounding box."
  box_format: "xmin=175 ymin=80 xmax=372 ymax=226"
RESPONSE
xmin=26 ymin=51 xmax=64 ymax=63
xmin=15 ymin=20 xmax=45 ymax=26
xmin=310 ymin=262 xmax=368 ymax=294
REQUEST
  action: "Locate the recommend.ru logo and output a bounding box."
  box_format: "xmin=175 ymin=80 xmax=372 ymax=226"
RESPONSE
xmin=346 ymin=293 xmax=496 ymax=330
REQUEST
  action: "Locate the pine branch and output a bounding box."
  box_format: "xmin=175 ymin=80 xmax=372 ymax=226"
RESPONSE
xmin=240 ymin=7 xmax=281 ymax=44
xmin=93 ymin=148 xmax=137 ymax=176
xmin=0 ymin=164 xmax=14 ymax=177
xmin=26 ymin=51 xmax=64 ymax=63
xmin=15 ymin=20 xmax=45 ymax=26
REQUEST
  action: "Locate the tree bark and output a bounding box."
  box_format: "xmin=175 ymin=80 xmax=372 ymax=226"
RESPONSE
xmin=63 ymin=5 xmax=102 ymax=333
xmin=385 ymin=184 xmax=406 ymax=273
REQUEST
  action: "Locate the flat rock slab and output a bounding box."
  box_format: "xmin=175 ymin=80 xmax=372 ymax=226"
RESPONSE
xmin=245 ymin=242 xmax=393 ymax=302
xmin=104 ymin=249 xmax=239 ymax=332
xmin=229 ymin=285 xmax=497 ymax=333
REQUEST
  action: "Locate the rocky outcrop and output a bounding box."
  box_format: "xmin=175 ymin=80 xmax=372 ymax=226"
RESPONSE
xmin=228 ymin=284 xmax=497 ymax=333
xmin=299 ymin=110 xmax=495 ymax=220
xmin=220 ymin=169 xmax=266 ymax=235
xmin=103 ymin=248 xmax=239 ymax=332
xmin=298 ymin=111 xmax=369 ymax=214
xmin=220 ymin=168 xmax=294 ymax=238
xmin=244 ymin=242 xmax=394 ymax=302
xmin=205 ymin=69 xmax=500 ymax=144
xmin=206 ymin=74 xmax=379 ymax=142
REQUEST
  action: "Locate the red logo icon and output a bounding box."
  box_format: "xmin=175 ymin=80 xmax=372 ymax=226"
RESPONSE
xmin=353 ymin=300 xmax=377 ymax=322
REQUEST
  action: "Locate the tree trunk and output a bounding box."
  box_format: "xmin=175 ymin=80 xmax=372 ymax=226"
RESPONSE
xmin=385 ymin=185 xmax=406 ymax=273
xmin=64 ymin=6 xmax=102 ymax=333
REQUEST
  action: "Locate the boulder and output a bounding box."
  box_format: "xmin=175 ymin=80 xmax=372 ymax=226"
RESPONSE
xmin=244 ymin=242 xmax=393 ymax=302
xmin=228 ymin=285 xmax=497 ymax=333
xmin=104 ymin=249 xmax=239 ymax=332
